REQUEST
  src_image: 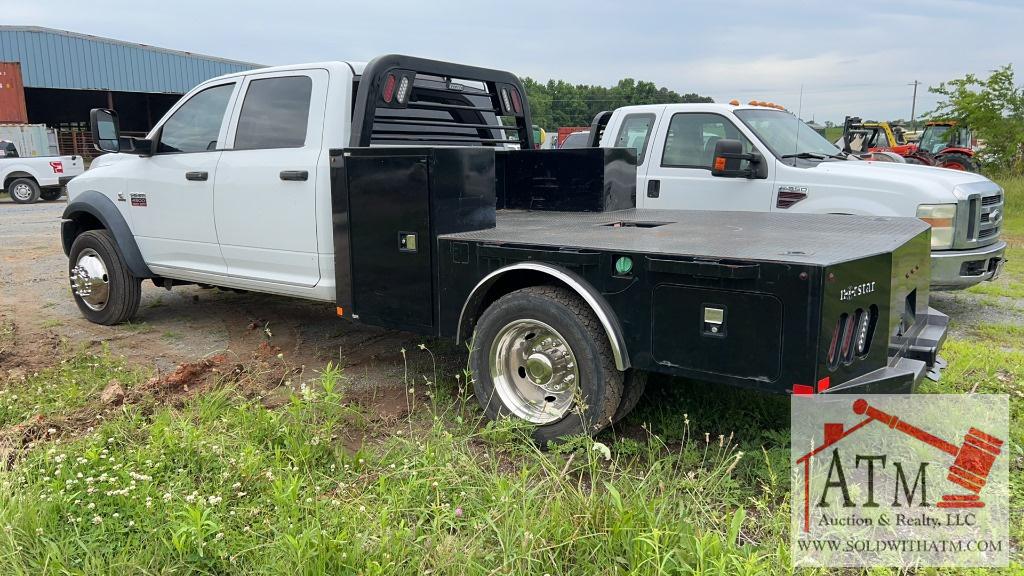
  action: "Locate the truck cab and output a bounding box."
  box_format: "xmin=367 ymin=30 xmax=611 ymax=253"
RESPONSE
xmin=69 ymin=62 xmax=358 ymax=302
xmin=596 ymin=103 xmax=1006 ymax=290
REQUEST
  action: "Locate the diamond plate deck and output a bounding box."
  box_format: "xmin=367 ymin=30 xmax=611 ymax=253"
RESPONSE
xmin=440 ymin=209 xmax=929 ymax=266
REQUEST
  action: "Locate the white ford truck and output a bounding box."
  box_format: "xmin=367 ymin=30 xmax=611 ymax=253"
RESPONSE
xmin=592 ymin=103 xmax=1006 ymax=290
xmin=1 ymin=141 xmax=85 ymax=203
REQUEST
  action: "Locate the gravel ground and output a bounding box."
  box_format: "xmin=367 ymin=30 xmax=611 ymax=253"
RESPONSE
xmin=0 ymin=195 xmax=460 ymax=393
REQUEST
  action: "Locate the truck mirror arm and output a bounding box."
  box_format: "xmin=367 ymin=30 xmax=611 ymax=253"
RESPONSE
xmin=119 ymin=136 xmax=154 ymax=157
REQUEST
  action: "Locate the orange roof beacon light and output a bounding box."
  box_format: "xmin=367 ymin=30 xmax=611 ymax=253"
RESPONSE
xmin=729 ymin=99 xmax=740 ymax=106
xmin=749 ymin=100 xmax=758 ymax=106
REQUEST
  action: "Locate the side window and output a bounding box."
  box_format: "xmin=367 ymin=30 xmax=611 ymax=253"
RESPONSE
xmin=158 ymin=84 xmax=235 ymax=153
xmin=661 ymin=113 xmax=752 ymax=169
xmin=613 ymin=113 xmax=655 ymax=163
xmin=233 ymin=76 xmax=312 ymax=149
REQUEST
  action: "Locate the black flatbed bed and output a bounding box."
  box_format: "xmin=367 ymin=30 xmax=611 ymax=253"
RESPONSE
xmin=329 ymin=54 xmax=943 ymax=409
xmin=443 ymin=209 xmax=929 ymax=266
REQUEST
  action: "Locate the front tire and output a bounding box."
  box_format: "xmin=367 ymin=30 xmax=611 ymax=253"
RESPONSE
xmin=69 ymin=230 xmax=141 ymax=325
xmin=470 ymin=286 xmax=624 ymax=443
xmin=8 ymin=178 xmax=40 ymax=204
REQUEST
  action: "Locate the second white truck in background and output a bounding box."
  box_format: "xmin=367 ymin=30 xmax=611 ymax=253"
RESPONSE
xmin=592 ymin=103 xmax=1006 ymax=290
xmin=1 ymin=141 xmax=84 ymax=203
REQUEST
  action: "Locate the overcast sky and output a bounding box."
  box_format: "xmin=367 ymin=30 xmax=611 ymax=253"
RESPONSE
xmin=5 ymin=0 xmax=1021 ymax=124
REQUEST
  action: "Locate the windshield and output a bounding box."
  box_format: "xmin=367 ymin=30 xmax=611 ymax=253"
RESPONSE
xmin=918 ymin=125 xmax=951 ymax=154
xmin=734 ymin=109 xmax=842 ymax=160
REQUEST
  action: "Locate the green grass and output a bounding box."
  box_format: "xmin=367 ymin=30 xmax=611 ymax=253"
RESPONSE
xmin=0 ymin=177 xmax=1021 ymax=574
xmin=0 ymin=350 xmax=145 ymax=429
xmin=0 ymin=363 xmax=772 ymax=575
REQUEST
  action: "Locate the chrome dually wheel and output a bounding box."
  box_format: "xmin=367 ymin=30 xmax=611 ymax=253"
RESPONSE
xmin=70 ymin=248 xmax=110 ymax=311
xmin=490 ymin=319 xmax=580 ymax=424
xmin=470 ymin=285 xmax=625 ymax=443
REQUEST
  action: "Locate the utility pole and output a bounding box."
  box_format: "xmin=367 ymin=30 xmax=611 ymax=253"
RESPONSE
xmin=908 ymin=80 xmax=921 ymax=132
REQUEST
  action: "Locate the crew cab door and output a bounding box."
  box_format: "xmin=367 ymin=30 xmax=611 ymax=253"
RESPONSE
xmin=214 ymin=69 xmax=328 ymax=287
xmin=127 ymin=80 xmax=238 ymax=274
xmin=641 ymin=112 xmax=773 ymax=211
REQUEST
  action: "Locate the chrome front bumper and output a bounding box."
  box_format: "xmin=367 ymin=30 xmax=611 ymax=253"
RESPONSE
xmin=931 ymin=241 xmax=1006 ymax=290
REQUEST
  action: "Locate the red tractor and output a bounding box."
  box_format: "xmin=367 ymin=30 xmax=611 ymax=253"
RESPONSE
xmin=911 ymin=121 xmax=978 ymax=171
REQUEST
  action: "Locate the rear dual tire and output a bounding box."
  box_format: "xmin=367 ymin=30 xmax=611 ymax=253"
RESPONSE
xmin=471 ymin=286 xmax=643 ymax=444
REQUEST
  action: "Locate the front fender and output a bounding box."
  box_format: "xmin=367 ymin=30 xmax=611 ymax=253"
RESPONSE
xmin=62 ymin=190 xmax=153 ymax=278
xmin=939 ymin=147 xmax=973 ymax=156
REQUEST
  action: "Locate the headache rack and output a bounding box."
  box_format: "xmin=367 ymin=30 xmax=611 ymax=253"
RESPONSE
xmin=350 ymin=55 xmax=533 ymax=149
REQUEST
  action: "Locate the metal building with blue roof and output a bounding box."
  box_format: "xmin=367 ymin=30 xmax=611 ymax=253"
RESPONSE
xmin=0 ymin=26 xmax=261 ymax=145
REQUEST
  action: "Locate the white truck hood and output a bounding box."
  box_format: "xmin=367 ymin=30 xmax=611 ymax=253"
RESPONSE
xmin=809 ymin=160 xmax=1001 ymax=203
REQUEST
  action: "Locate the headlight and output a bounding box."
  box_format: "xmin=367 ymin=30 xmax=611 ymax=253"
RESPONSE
xmin=916 ymin=204 xmax=956 ymax=249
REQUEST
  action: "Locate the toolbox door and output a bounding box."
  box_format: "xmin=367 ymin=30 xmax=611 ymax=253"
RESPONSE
xmin=347 ymin=153 xmax=434 ymax=331
xmin=651 ymin=285 xmax=783 ymax=382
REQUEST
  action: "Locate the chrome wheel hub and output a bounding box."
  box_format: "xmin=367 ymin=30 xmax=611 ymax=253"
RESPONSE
xmin=489 ymin=319 xmax=579 ymax=424
xmin=11 ymin=182 xmax=33 ymax=201
xmin=70 ymin=248 xmax=110 ymax=311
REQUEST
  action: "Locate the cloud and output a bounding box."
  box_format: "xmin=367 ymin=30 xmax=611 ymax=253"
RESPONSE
xmin=4 ymin=0 xmax=1019 ymax=123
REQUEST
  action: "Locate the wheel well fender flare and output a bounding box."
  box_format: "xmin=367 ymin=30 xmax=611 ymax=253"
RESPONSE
xmin=938 ymin=148 xmax=973 ymax=157
xmin=456 ymin=262 xmax=630 ymax=371
xmin=62 ymin=190 xmax=153 ymax=278
xmin=3 ymin=170 xmax=37 ymax=188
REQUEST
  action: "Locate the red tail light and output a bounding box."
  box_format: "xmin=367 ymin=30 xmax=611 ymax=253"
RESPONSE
xmin=382 ymin=74 xmax=397 ymax=103
xmin=827 ymin=314 xmax=846 ymax=368
xmin=510 ymin=88 xmax=523 ymax=114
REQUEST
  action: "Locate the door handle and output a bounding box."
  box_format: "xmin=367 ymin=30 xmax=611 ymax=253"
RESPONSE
xmin=647 ymin=179 xmax=660 ymax=198
xmin=280 ymin=170 xmax=309 ymax=181
xmin=185 ymin=171 xmax=208 ymax=181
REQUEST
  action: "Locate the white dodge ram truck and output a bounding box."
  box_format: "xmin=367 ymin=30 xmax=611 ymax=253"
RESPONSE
xmin=594 ymin=103 xmax=1006 ymax=290
xmin=1 ymin=142 xmax=84 ymax=203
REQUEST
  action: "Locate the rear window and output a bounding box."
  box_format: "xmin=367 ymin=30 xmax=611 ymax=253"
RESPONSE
xmin=613 ymin=113 xmax=655 ymax=162
xmin=234 ymin=76 xmax=312 ymax=149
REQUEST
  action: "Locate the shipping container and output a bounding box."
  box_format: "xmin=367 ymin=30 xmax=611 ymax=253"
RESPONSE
xmin=0 ymin=123 xmax=54 ymax=156
xmin=0 ymin=62 xmax=28 ymax=124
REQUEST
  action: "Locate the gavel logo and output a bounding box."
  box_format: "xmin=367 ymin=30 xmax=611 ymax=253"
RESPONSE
xmin=851 ymin=398 xmax=1003 ymax=508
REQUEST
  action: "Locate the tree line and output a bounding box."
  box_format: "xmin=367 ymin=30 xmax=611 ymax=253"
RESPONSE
xmin=521 ymin=77 xmax=712 ymax=128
